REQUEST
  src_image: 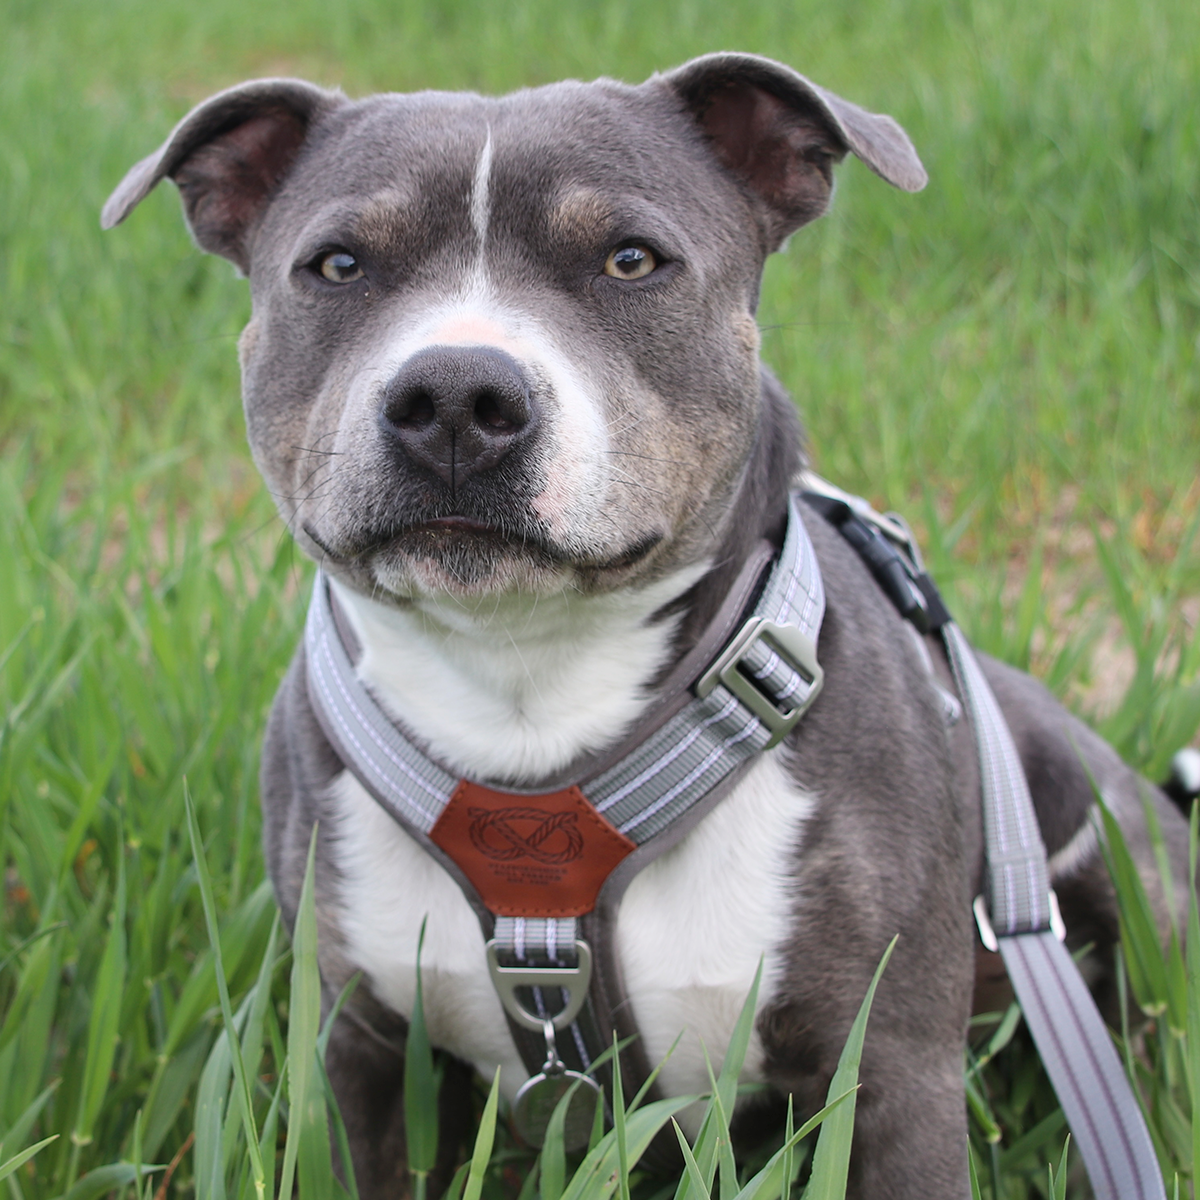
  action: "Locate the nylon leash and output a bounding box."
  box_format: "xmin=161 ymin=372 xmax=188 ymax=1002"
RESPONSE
xmin=801 ymin=475 xmax=1165 ymax=1200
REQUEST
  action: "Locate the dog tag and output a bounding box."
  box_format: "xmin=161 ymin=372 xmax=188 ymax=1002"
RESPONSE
xmin=512 ymin=1067 xmax=602 ymax=1150
xmin=511 ymin=1016 xmax=603 ymax=1150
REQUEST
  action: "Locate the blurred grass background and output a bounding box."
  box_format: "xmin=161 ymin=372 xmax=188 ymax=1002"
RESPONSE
xmin=1 ymin=0 xmax=1198 ymax=1195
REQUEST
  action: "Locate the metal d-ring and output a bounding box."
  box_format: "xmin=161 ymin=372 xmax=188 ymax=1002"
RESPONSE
xmin=485 ymin=939 xmax=593 ymax=1031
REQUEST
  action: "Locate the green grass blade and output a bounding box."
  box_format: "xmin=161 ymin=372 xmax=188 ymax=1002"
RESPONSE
xmin=588 ymin=1087 xmax=606 ymax=1154
xmin=0 ymin=1081 xmax=59 ymax=1164
xmin=672 ymin=1120 xmax=712 ymax=1200
xmin=967 ymin=1145 xmax=983 ymax=1200
xmin=58 ymin=1162 xmax=164 ymax=1200
xmin=142 ymin=1028 xmax=212 ymax=1162
xmin=516 ymin=1159 xmax=540 ymax=1200
xmin=0 ymin=920 xmax=65 ymax=1058
xmin=0 ymin=1137 xmax=58 ymax=1184
xmin=185 ymin=787 xmax=267 ymax=1200
xmin=257 ymin=1077 xmax=285 ymax=1193
xmin=443 ymin=1162 xmax=470 ymax=1200
xmin=612 ymin=1035 xmax=631 ymax=1200
xmin=628 ymin=1029 xmax=684 ymax=1115
xmin=71 ymin=841 xmax=127 ymax=1159
xmin=781 ymin=1095 xmax=794 ymax=1200
xmin=239 ymin=914 xmax=281 ymax=1099
xmin=461 ymin=1068 xmax=501 ymax=1200
xmin=700 ymin=1047 xmax=737 ymax=1200
xmin=559 ymin=1094 xmax=703 ymax=1200
xmin=279 ymin=827 xmax=334 ymax=1200
xmin=1048 ymin=1133 xmax=1070 ymax=1200
xmin=194 ymin=996 xmax=246 ymax=1200
xmin=540 ymin=1077 xmax=585 ymax=1200
xmin=1093 ymin=775 xmax=1175 ymax=1019
xmin=726 ymin=1088 xmax=857 ymax=1200
xmin=805 ymin=936 xmax=897 ymax=1200
xmin=405 ymin=918 xmax=438 ymax=1189
xmin=715 ymin=961 xmax=763 ymax=1132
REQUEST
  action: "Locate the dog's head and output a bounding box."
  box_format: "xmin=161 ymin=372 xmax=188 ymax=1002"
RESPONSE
xmin=104 ymin=55 xmax=924 ymax=603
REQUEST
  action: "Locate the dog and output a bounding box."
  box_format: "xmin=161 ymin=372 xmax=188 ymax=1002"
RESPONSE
xmin=103 ymin=54 xmax=1193 ymax=1198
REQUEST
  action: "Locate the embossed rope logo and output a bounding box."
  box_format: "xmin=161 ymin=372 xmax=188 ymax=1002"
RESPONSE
xmin=467 ymin=806 xmax=585 ymax=864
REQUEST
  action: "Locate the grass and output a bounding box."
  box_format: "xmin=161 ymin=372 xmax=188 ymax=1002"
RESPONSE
xmin=0 ymin=0 xmax=1197 ymax=1196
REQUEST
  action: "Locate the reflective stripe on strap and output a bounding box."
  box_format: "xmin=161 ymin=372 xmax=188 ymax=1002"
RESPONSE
xmin=943 ymin=623 xmax=1052 ymax=936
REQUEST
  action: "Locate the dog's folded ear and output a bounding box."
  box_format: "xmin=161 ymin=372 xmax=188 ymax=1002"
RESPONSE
xmin=101 ymin=79 xmax=344 ymax=271
xmin=662 ymin=53 xmax=926 ymax=248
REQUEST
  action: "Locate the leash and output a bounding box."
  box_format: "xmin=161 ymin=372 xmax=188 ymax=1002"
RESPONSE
xmin=304 ymin=479 xmax=1165 ymax=1197
xmin=801 ymin=474 xmax=1164 ymax=1200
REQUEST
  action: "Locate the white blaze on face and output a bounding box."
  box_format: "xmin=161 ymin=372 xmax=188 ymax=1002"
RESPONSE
xmin=377 ymin=306 xmax=611 ymax=545
xmin=344 ymin=138 xmax=615 ymax=554
xmin=470 ymin=130 xmax=494 ymax=251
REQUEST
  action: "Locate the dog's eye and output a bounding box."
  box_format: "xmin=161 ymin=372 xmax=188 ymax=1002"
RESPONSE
xmin=318 ymin=251 xmax=365 ymax=284
xmin=604 ymin=245 xmax=657 ymax=280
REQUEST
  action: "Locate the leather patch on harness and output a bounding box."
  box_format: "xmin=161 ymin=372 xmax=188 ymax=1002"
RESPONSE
xmin=429 ymin=781 xmax=635 ymax=917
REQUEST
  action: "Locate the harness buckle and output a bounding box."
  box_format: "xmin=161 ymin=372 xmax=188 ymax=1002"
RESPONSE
xmin=973 ymin=891 xmax=1066 ymax=952
xmin=485 ymin=939 xmax=593 ymax=1031
xmin=696 ymin=616 xmax=824 ymax=749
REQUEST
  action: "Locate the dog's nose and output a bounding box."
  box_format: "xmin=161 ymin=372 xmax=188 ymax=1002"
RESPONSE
xmin=379 ymin=346 xmax=538 ymax=489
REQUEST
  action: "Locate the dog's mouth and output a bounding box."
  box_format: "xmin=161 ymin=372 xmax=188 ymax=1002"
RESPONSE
xmin=302 ymin=516 xmax=663 ymax=585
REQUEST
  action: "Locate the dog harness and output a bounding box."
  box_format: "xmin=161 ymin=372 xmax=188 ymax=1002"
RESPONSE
xmin=304 ymin=479 xmax=1164 ymax=1200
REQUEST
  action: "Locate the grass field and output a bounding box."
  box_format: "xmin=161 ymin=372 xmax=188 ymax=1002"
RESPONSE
xmin=1 ymin=0 xmax=1198 ymax=1196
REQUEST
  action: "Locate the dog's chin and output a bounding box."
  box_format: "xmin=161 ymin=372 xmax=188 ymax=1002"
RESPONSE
xmin=357 ymin=523 xmax=666 ymax=602
xmin=368 ymin=527 xmax=570 ymax=599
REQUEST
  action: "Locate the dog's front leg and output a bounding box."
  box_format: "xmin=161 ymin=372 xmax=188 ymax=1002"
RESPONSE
xmin=843 ymin=1039 xmax=971 ymax=1199
xmin=762 ymin=996 xmax=971 ymax=1199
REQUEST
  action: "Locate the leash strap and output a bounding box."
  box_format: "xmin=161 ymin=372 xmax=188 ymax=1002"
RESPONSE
xmin=802 ymin=477 xmax=1165 ymax=1200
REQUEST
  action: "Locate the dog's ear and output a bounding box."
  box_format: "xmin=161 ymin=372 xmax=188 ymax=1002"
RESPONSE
xmin=662 ymin=53 xmax=926 ymax=248
xmin=101 ymin=79 xmax=343 ymax=270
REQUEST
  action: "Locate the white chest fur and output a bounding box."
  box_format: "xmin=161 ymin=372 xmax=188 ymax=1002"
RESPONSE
xmin=327 ymin=577 xmax=815 ymax=1114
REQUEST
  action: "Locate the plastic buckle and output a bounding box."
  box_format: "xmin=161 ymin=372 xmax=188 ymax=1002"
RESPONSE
xmin=881 ymin=509 xmax=926 ymax=573
xmin=973 ymin=891 xmax=1066 ymax=952
xmin=696 ymin=616 xmax=824 ymax=749
xmin=485 ymin=939 xmax=593 ymax=1032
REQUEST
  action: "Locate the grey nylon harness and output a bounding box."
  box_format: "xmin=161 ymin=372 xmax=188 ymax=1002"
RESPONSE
xmin=304 ymin=480 xmax=1164 ymax=1199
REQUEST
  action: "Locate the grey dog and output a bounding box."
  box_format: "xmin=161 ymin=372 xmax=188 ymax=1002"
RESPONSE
xmin=105 ymin=54 xmax=1191 ymax=1199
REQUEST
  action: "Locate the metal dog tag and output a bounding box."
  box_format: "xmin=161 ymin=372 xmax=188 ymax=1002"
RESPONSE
xmin=512 ymin=1067 xmax=601 ymax=1150
xmin=511 ymin=1018 xmax=602 ymax=1150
